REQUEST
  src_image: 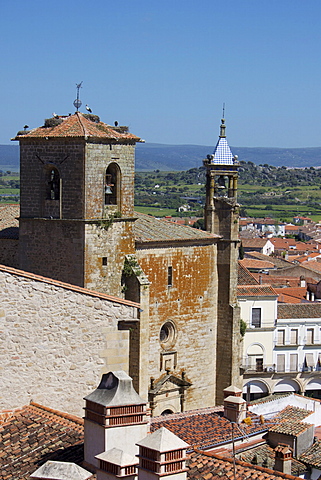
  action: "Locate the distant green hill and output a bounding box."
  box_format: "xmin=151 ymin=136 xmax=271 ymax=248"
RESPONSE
xmin=2 ymin=143 xmax=321 ymax=172
xmin=136 ymin=143 xmax=321 ymax=171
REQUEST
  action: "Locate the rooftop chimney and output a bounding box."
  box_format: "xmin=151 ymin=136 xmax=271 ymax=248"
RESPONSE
xmin=136 ymin=427 xmax=189 ymax=480
xmin=274 ymin=444 xmax=293 ymax=475
xmin=95 ymin=448 xmax=138 ymax=480
xmin=223 ymin=385 xmax=242 ymax=399
xmin=224 ymin=395 xmax=246 ymax=423
xmin=83 ymin=371 xmax=148 ymax=471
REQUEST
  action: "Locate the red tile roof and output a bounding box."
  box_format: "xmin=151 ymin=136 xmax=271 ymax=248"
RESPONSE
xmin=275 ymin=287 xmax=307 ymax=304
xmin=0 ymin=402 xmax=303 ymax=480
xmin=237 ymin=443 xmax=306 ymax=476
xmin=299 ymin=440 xmax=321 ymax=468
xmin=150 ymin=409 xmax=273 ymax=450
xmin=237 ymin=285 xmax=278 ymax=297
xmin=269 ymin=419 xmax=313 ymax=437
xmin=134 ymin=212 xmax=219 ymax=244
xmin=13 ymin=113 xmax=141 ymax=142
xmin=242 ymin=238 xmax=271 ymax=248
xmin=239 ymin=258 xmax=275 ymax=270
xmin=238 ymin=262 xmax=259 ymax=285
xmin=0 ymin=403 xmax=84 ymax=480
xmin=278 ymin=303 xmax=321 ymax=318
xmin=188 ymin=450 xmax=302 ymax=480
xmin=244 ymin=251 xmax=292 ymax=268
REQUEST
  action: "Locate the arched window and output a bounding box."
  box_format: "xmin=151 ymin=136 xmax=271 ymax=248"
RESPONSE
xmin=105 ymin=163 xmax=120 ymax=206
xmin=46 ymin=166 xmax=60 ymax=200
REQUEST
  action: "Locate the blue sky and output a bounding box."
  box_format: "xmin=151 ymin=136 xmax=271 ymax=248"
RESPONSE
xmin=1 ymin=0 xmax=321 ymax=147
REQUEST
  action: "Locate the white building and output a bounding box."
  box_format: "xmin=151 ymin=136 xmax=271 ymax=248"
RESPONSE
xmin=238 ymin=264 xmax=321 ymax=400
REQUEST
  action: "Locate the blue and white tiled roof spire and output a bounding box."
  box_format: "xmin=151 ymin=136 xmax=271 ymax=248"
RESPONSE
xmin=211 ymin=118 xmax=234 ymax=165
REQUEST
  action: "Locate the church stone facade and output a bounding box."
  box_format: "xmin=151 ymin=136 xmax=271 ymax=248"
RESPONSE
xmin=0 ymin=111 xmax=241 ymax=415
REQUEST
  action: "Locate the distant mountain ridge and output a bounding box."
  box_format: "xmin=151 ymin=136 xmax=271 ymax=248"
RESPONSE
xmin=1 ymin=143 xmax=321 ymax=172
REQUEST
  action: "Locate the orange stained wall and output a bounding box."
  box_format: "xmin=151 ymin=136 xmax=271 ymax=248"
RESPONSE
xmin=136 ymin=242 xmax=218 ymax=410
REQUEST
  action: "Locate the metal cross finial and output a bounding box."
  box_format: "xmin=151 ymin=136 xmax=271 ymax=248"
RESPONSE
xmin=73 ymin=82 xmax=83 ymax=111
xmin=222 ymin=102 xmax=225 ymax=118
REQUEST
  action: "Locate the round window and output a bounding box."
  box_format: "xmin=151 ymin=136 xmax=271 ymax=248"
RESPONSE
xmin=159 ymin=321 xmax=176 ymax=348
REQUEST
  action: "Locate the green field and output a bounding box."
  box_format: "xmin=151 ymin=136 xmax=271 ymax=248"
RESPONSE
xmin=134 ymin=206 xmax=177 ymax=217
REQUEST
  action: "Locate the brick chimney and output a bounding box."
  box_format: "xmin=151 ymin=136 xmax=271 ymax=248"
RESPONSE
xmin=274 ymin=444 xmax=293 ymax=475
xmin=83 ymin=371 xmax=149 ymax=471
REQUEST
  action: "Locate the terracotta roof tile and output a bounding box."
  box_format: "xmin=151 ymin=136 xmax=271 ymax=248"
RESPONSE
xmin=188 ymin=450 xmax=301 ymax=480
xmin=299 ymin=439 xmax=321 ymax=468
xmin=239 ymin=259 xmax=275 ymax=270
xmin=150 ymin=409 xmax=272 ymax=450
xmin=238 ymin=443 xmax=306 ymax=476
xmin=273 ymin=405 xmax=312 ymax=423
xmin=242 ymin=239 xmax=270 ymax=248
xmin=238 ymin=262 xmax=259 ymax=285
xmin=278 ymin=303 xmax=321 ymax=318
xmin=244 ymin=252 xmax=293 ymax=268
xmin=134 ymin=212 xmax=219 ymax=245
xmin=237 ymin=285 xmax=278 ymax=297
xmin=13 ymin=113 xmax=141 ymax=142
xmin=0 ymin=403 xmax=84 ymax=480
xmin=274 ymin=287 xmax=307 ymax=304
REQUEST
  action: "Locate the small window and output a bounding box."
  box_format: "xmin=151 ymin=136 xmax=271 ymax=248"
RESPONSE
xmin=277 ymin=354 xmax=285 ymax=372
xmin=277 ymin=330 xmax=285 ymax=345
xmin=251 ymin=308 xmax=261 ymax=328
xmin=290 ymin=354 xmax=298 ymax=372
xmin=290 ymin=329 xmax=298 ymax=345
xmin=102 ymin=257 xmax=107 ymax=266
xmin=168 ymin=266 xmax=173 ymax=287
xmin=159 ymin=321 xmax=176 ymax=348
xmin=307 ymin=328 xmax=314 ymax=345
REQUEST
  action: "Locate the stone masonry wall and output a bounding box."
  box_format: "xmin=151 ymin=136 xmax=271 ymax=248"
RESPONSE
xmin=0 ymin=267 xmax=138 ymax=416
xmin=0 ymin=239 xmax=19 ymax=268
xmin=20 ymin=139 xmax=85 ymax=220
xmin=19 ymin=219 xmax=85 ymax=287
xmin=85 ymin=142 xmax=135 ymax=219
xmin=84 ymin=220 xmax=135 ymax=297
xmin=136 ymin=242 xmax=218 ymax=412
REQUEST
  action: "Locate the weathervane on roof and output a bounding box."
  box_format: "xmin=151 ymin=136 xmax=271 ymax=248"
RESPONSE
xmin=73 ymin=82 xmax=83 ymax=111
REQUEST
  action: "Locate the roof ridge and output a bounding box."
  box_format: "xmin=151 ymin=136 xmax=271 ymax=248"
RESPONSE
xmin=193 ymin=449 xmax=302 ymax=479
xmin=0 ymin=263 xmax=140 ymax=308
xmin=76 ymin=111 xmax=89 ymax=137
xmin=29 ymin=402 xmax=84 ymax=428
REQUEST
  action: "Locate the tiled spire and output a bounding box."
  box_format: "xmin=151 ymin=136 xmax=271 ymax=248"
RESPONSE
xmin=211 ymin=118 xmax=234 ymax=165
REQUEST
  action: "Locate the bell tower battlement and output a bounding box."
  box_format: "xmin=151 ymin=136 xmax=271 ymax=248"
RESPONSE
xmin=13 ymin=112 xmax=142 ymax=293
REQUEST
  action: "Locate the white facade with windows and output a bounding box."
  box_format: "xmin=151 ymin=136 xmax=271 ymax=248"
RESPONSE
xmin=239 ymin=287 xmax=321 ymax=400
xmin=238 ymin=285 xmax=277 ymax=373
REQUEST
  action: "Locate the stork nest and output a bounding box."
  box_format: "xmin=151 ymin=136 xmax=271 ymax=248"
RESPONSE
xmin=44 ymin=118 xmax=63 ymax=128
xmin=83 ymin=114 xmax=100 ymax=123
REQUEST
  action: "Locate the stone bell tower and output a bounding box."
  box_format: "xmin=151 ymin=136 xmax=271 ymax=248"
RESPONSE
xmin=14 ymin=112 xmax=142 ymax=296
xmin=203 ymin=118 xmax=241 ymax=404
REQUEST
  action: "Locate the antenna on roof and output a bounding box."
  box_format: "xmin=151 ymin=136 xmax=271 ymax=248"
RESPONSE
xmin=222 ymin=102 xmax=225 ymax=119
xmin=73 ymin=82 xmax=83 ymax=111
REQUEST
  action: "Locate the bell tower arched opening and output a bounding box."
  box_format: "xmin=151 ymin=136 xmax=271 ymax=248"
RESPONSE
xmin=44 ymin=165 xmax=61 ymax=219
xmin=46 ymin=166 xmax=60 ymax=201
xmin=104 ymin=163 xmax=120 ymax=209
